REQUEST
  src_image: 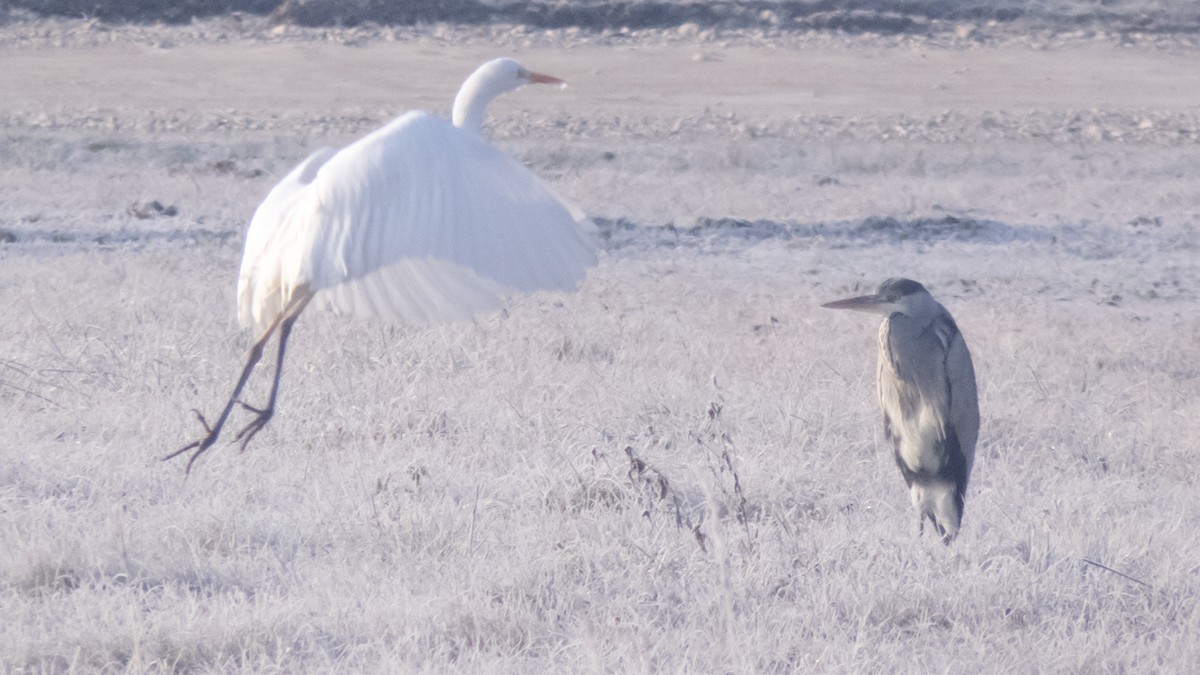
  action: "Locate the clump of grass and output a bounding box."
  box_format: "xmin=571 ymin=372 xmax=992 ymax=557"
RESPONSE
xmin=15 ymin=559 xmax=82 ymax=596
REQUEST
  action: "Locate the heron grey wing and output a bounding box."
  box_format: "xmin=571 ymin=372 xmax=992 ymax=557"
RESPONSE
xmin=944 ymin=327 xmax=980 ymax=480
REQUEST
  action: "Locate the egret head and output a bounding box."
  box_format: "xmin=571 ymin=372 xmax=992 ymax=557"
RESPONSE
xmin=821 ymin=278 xmax=937 ymax=319
xmin=453 ymin=58 xmax=565 ymax=130
xmin=474 ymin=58 xmax=564 ymax=89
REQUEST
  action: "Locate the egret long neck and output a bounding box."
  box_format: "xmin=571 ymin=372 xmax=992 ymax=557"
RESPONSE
xmin=451 ymin=80 xmax=499 ymax=132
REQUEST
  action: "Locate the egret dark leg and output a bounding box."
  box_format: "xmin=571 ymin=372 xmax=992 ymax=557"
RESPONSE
xmin=163 ymin=314 xmax=283 ymax=473
xmin=233 ymin=296 xmax=310 ymax=452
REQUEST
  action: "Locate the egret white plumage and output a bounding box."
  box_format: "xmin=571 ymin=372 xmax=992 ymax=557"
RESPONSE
xmin=822 ymin=278 xmax=980 ymax=544
xmin=166 ymin=58 xmax=596 ymax=473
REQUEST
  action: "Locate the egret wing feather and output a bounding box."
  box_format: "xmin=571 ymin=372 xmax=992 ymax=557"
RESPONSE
xmin=320 ymin=259 xmax=508 ymax=325
xmin=238 ymin=146 xmax=339 ymax=333
xmin=293 ymin=111 xmax=596 ymax=325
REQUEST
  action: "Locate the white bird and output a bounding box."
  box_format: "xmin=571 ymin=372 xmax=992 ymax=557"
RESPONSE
xmin=167 ymin=58 xmax=597 ymax=473
xmin=822 ymin=278 xmax=980 ymax=544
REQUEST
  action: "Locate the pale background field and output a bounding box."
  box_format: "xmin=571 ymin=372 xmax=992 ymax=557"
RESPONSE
xmin=1 ymin=9 xmax=1199 ymax=673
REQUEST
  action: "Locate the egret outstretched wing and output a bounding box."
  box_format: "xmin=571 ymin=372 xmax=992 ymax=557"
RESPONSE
xmin=250 ymin=111 xmax=595 ymax=329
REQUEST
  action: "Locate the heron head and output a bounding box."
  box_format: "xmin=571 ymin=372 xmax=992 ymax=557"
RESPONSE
xmin=821 ymin=277 xmax=936 ymax=318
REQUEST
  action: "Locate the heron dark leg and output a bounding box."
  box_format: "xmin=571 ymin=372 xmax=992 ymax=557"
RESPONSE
xmin=233 ymin=296 xmax=310 ymax=452
xmin=163 ymin=314 xmax=283 ymax=473
xmin=934 ymin=518 xmax=952 ymax=546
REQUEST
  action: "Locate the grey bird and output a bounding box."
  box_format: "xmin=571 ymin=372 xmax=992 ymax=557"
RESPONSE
xmin=822 ymin=278 xmax=980 ymax=544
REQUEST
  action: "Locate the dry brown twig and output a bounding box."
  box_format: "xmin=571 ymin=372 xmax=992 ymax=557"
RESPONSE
xmin=1081 ymin=558 xmax=1150 ymax=588
xmin=625 ymin=445 xmax=707 ymax=553
xmin=697 ymin=399 xmax=756 ymax=549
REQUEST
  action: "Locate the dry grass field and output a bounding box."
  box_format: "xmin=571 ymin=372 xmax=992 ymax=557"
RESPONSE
xmin=2 ymin=14 xmax=1199 ymax=672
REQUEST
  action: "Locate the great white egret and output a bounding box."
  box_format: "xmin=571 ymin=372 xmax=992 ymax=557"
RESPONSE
xmin=166 ymin=58 xmax=597 ymax=473
xmin=822 ymin=278 xmax=980 ymax=544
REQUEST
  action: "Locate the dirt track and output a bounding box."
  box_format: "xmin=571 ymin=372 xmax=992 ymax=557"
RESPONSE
xmin=4 ymin=35 xmax=1200 ymax=119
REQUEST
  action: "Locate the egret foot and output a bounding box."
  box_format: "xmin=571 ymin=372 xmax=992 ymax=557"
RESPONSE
xmin=234 ymin=401 xmax=275 ymax=453
xmin=163 ymin=409 xmax=223 ymax=474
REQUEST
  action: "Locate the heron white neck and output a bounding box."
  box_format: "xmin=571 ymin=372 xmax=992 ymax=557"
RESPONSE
xmin=452 ymin=75 xmax=506 ymax=133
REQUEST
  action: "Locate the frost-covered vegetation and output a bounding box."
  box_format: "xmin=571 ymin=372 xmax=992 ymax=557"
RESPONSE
xmin=2 ymin=19 xmax=1199 ymax=673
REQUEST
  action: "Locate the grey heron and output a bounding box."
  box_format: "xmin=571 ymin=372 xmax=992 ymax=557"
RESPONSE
xmin=822 ymin=278 xmax=980 ymax=544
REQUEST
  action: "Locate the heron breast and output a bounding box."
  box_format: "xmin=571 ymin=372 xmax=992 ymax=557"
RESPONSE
xmin=894 ymin=406 xmax=948 ymax=475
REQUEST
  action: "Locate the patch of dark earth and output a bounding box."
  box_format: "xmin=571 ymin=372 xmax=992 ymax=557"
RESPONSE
xmin=2 ymin=214 xmax=1191 ymax=264
xmin=0 ymin=226 xmax=238 ymax=252
xmin=592 ymin=214 xmax=1186 ymax=260
xmin=5 ymin=0 xmax=1200 ymax=35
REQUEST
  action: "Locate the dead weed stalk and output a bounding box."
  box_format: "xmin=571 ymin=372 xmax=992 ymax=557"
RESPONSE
xmin=625 ymin=445 xmax=707 ymax=553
